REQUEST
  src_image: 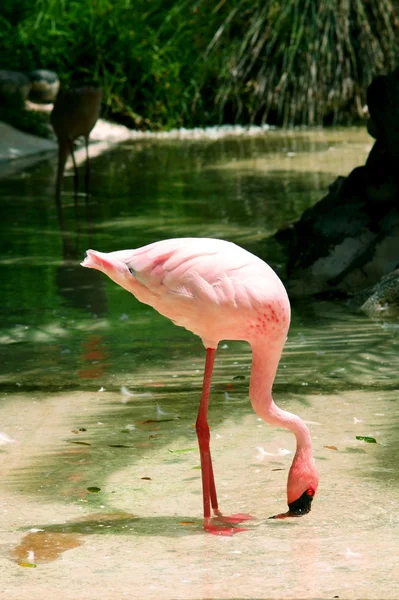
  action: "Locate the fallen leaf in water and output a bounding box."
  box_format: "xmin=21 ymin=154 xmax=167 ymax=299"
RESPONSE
xmin=87 ymin=487 xmax=101 ymax=493
xmin=191 ymin=466 xmax=201 ymax=470
xmin=324 ymin=445 xmax=338 ymax=450
xmin=168 ymin=448 xmax=196 ymax=454
xmin=356 ymin=436 xmax=377 ymax=443
xmin=232 ymin=375 xmax=246 ymax=380
xmin=141 ymin=477 xmax=152 ymax=480
xmin=68 ymin=441 xmax=91 ymax=446
xmin=271 ymin=468 xmax=284 ymax=471
xmin=138 ymin=418 xmax=177 ymax=424
xmin=108 ymin=444 xmax=133 ymax=448
xmin=179 ymin=521 xmax=195 ymax=526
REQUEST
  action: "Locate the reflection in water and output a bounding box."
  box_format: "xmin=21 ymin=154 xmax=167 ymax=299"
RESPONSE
xmin=288 ymin=532 xmax=320 ymax=598
xmin=78 ymin=334 xmax=109 ymax=379
xmin=54 ymin=199 xmax=111 ymax=383
xmin=55 ymin=198 xmax=108 ymax=316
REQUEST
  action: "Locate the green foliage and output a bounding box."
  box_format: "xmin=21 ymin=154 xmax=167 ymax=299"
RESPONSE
xmin=1 ymin=0 xmax=399 ymax=128
xmin=196 ymin=0 xmax=399 ymax=125
xmin=0 ymin=0 xmax=201 ymax=129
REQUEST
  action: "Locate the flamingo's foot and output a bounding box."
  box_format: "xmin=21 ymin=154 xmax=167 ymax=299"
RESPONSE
xmin=213 ymin=511 xmax=254 ymax=524
xmin=204 ymin=517 xmax=249 ymax=536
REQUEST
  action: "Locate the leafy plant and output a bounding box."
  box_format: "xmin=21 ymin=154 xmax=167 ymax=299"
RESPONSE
xmin=1 ymin=0 xmax=399 ymax=128
xmin=198 ymin=0 xmax=399 ymax=125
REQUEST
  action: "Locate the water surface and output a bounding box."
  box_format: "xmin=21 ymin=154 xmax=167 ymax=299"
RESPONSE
xmin=1 ymin=128 xmax=398 ymax=599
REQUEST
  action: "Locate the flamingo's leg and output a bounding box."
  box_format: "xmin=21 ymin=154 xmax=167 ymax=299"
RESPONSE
xmin=196 ymin=348 xmax=249 ymax=536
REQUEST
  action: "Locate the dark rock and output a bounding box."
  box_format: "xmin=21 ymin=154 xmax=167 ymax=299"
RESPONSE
xmin=278 ymin=69 xmax=399 ymax=300
xmin=0 ymin=70 xmax=31 ymax=103
xmin=28 ymin=69 xmax=60 ymax=103
xmin=366 ymin=69 xmax=399 ymax=160
xmin=366 ymin=117 xmax=378 ymax=140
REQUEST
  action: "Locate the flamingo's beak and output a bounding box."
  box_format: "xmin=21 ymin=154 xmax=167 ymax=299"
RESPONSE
xmin=269 ymin=490 xmax=314 ymax=520
xmin=81 ymin=250 xmax=116 ymax=273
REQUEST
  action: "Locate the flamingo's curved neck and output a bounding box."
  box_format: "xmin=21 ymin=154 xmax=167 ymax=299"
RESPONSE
xmin=249 ymin=341 xmax=312 ymax=450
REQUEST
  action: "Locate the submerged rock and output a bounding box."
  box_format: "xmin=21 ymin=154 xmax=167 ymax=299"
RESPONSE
xmin=359 ymin=269 xmax=399 ymax=316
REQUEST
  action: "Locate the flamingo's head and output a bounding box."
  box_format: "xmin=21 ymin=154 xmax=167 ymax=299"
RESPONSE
xmin=287 ymin=453 xmax=319 ymax=516
xmin=272 ymin=449 xmax=319 ymax=519
xmin=81 ymin=249 xmax=135 ymax=292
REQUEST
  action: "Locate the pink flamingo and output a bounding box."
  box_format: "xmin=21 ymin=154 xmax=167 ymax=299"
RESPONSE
xmin=81 ymin=238 xmax=319 ymax=535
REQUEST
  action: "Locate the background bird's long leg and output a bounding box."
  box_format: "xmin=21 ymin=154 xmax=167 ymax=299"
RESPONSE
xmin=196 ymin=348 xmax=248 ymax=535
xmin=68 ymin=139 xmax=79 ymax=205
xmin=84 ymin=136 xmax=90 ymax=198
xmin=55 ymin=142 xmax=69 ymax=205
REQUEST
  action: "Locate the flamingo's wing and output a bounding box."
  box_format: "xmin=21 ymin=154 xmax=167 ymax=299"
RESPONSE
xmin=124 ymin=238 xmax=265 ymax=308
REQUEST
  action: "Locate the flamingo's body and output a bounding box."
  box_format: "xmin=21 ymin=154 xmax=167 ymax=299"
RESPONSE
xmin=81 ymin=238 xmax=318 ymax=534
xmin=51 ymin=86 xmax=102 ymax=203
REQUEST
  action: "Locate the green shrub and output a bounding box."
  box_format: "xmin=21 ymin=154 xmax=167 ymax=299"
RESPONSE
xmin=1 ymin=0 xmax=398 ymax=129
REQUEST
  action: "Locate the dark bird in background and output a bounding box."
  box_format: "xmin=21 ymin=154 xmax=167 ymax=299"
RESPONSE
xmin=50 ymin=86 xmax=102 ymax=203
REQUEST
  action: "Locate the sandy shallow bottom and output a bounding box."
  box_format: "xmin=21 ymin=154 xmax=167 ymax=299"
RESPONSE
xmin=0 ymin=383 xmax=398 ymax=600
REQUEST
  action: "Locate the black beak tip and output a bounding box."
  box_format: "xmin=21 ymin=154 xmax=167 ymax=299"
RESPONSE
xmin=269 ymin=490 xmax=314 ymax=520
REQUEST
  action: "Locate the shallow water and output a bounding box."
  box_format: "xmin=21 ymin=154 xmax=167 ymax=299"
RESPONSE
xmin=1 ymin=128 xmax=398 ymax=599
